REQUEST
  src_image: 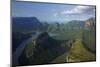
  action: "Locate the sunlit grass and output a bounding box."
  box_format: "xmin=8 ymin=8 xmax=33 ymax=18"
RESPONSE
xmin=67 ymin=38 xmax=96 ymax=62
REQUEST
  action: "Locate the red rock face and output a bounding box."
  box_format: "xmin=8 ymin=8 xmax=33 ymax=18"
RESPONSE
xmin=85 ymin=20 xmax=95 ymax=30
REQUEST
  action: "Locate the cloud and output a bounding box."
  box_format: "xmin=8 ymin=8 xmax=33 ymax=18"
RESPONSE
xmin=53 ymin=13 xmax=58 ymax=17
xmin=61 ymin=6 xmax=95 ymax=15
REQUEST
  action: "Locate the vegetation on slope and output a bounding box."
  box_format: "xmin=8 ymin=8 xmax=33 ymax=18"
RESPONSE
xmin=51 ymin=30 xmax=96 ymax=63
xmin=66 ymin=39 xmax=96 ymax=62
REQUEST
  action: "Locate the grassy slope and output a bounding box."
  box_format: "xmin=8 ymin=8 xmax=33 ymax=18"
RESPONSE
xmin=50 ymin=40 xmax=95 ymax=63
xmin=66 ymin=39 xmax=96 ymax=62
xmin=21 ymin=30 xmax=96 ymax=64
xmin=50 ymin=51 xmax=67 ymax=63
xmin=50 ymin=30 xmax=96 ymax=63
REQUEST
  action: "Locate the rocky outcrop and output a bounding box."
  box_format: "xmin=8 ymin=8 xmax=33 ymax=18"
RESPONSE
xmin=85 ymin=17 xmax=95 ymax=30
xmin=18 ymin=33 xmax=71 ymax=65
xmin=31 ymin=32 xmax=67 ymax=64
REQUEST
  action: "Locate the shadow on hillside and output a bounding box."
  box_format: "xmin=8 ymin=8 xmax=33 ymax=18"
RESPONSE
xmin=17 ymin=32 xmax=73 ymax=66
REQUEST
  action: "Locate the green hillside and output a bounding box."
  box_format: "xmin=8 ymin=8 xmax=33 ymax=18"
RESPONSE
xmin=50 ymin=30 xmax=96 ymax=63
xmin=66 ymin=39 xmax=96 ymax=62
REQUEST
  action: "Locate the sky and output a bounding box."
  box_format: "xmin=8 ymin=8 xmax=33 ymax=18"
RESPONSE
xmin=12 ymin=1 xmax=96 ymax=22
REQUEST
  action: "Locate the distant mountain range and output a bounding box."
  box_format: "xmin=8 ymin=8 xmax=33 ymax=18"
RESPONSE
xmin=12 ymin=17 xmax=95 ymax=32
xmin=12 ymin=17 xmax=43 ymax=32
